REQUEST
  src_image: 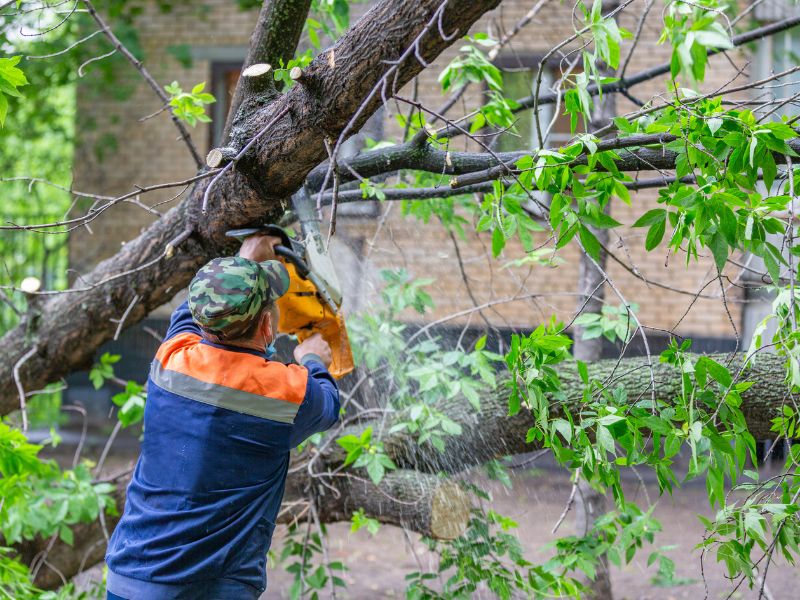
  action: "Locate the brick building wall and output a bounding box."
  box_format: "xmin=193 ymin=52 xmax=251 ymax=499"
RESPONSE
xmin=70 ymin=0 xmax=755 ymax=346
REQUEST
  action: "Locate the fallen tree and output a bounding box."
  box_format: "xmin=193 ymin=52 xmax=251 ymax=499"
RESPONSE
xmin=15 ymin=351 xmax=787 ymax=589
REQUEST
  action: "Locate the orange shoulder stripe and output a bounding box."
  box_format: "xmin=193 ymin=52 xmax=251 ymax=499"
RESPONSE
xmin=154 ymin=333 xmax=307 ymax=405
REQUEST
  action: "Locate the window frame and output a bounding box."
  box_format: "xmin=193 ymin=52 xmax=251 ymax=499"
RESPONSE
xmin=209 ymin=61 xmax=244 ymax=149
xmin=489 ymin=53 xmax=576 ymax=218
xmin=492 ymin=52 xmax=575 ymax=152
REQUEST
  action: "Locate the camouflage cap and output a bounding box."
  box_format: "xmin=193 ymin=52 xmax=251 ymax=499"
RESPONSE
xmin=187 ymin=256 xmax=289 ymax=337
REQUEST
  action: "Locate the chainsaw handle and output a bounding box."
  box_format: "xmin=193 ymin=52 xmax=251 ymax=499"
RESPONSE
xmin=274 ymin=244 xmax=311 ymax=279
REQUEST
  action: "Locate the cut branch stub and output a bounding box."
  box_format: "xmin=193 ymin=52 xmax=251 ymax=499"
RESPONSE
xmin=241 ymin=63 xmax=272 ymax=78
xmin=289 ymin=66 xmax=304 ymax=82
xmin=309 ymin=470 xmax=471 ymax=541
xmin=206 ymin=146 xmax=238 ymax=169
xmin=231 ymin=64 xmax=278 ymax=124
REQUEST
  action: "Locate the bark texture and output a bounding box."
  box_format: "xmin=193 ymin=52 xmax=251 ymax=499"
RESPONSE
xmin=0 ymin=0 xmax=503 ymax=416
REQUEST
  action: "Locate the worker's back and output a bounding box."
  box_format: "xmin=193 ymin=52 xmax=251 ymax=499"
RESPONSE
xmin=105 ymin=303 xmax=339 ymax=600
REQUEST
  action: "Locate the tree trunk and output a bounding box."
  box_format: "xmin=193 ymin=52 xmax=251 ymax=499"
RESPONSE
xmin=222 ymin=0 xmax=314 ymax=139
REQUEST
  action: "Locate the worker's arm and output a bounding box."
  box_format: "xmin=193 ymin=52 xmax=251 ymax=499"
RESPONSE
xmin=164 ymin=300 xmax=201 ymax=340
xmin=290 ymin=335 xmax=340 ymax=446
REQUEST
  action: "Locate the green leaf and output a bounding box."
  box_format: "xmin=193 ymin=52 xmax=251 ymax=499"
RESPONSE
xmin=632 ymin=209 xmax=666 ymax=228
xmin=491 ymin=227 xmax=505 ymax=257
xmin=59 ymin=524 xmax=74 ymax=546
xmin=698 ymin=356 xmax=733 ymax=388
xmin=708 ymin=231 xmax=728 ymax=271
xmin=365 ymin=457 xmax=385 ymax=485
xmin=645 ymin=218 xmax=666 ymax=251
xmin=474 ymin=335 xmax=487 ymax=351
xmin=596 ymin=425 xmax=615 ymax=454
xmin=553 ymin=419 xmax=572 ymax=444
xmin=577 ymin=360 xmax=589 ymax=384
xmin=707 ymin=117 xmax=723 ymax=135
xmin=578 ymin=225 xmax=601 ymax=261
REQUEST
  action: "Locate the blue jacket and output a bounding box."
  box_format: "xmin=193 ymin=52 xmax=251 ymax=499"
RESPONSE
xmin=105 ymin=302 xmax=340 ymax=599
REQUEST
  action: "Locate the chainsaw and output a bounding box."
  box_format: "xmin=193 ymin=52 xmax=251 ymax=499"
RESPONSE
xmin=226 ymin=189 xmax=354 ymax=379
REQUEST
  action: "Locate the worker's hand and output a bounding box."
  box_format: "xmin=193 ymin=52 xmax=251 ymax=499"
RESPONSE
xmin=238 ymin=234 xmax=282 ymax=262
xmin=294 ymin=333 xmax=333 ymax=369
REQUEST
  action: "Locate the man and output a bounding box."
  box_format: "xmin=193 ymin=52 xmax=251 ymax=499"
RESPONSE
xmin=105 ymin=235 xmax=340 ymax=600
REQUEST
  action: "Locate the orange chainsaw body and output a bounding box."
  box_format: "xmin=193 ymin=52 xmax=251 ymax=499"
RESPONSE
xmin=276 ymin=261 xmax=354 ymax=379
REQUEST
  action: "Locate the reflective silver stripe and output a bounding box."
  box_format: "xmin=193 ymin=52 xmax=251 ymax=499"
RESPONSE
xmin=150 ymin=362 xmax=300 ymax=424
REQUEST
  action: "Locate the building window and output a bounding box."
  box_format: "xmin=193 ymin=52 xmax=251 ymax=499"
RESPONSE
xmin=209 ymin=61 xmax=380 ymax=218
xmin=753 ymin=17 xmax=800 ymax=121
xmin=210 ymin=61 xmax=243 ymax=148
xmin=493 ymin=56 xmax=575 ymax=216
xmin=495 ymin=66 xmax=573 ymax=153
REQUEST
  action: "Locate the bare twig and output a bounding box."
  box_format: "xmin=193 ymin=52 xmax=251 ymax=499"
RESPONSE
xmin=552 ymin=481 xmax=578 ymax=534
xmin=112 ymin=294 xmax=140 ymax=341
xmin=13 ymin=346 xmax=37 ymax=431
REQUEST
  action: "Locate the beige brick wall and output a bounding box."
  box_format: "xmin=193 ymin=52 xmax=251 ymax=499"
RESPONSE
xmin=71 ymin=0 xmax=747 ymax=339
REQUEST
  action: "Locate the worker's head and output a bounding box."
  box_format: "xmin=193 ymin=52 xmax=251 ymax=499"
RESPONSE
xmin=187 ymin=256 xmax=289 ymax=352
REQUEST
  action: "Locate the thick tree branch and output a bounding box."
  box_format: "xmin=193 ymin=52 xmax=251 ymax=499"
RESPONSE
xmin=20 ymin=467 xmax=468 ymax=590
xmin=222 ymin=0 xmax=313 ymax=140
xmin=309 ymin=131 xmax=800 ymax=194
xmin=327 ymin=352 xmax=789 ymax=475
xmin=0 ymin=0 xmax=503 ymax=415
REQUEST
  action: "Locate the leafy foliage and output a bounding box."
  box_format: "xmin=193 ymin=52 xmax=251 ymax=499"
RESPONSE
xmin=336 ymin=426 xmax=396 ymax=485
xmin=347 ymin=270 xmax=501 ymax=457
xmin=89 ymin=353 xmax=146 ymax=428
xmin=438 ymin=34 xmax=502 ymax=93
xmin=405 ymin=504 xmax=582 ymax=599
xmin=573 ymin=302 xmax=639 ymax=344
xmin=0 ymin=56 xmax=28 ymax=126
xmin=164 ymin=81 xmax=215 ymax=126
xmin=350 ymin=508 xmax=380 ymax=535
xmin=659 ymin=0 xmax=733 ymax=86
xmin=0 ymin=422 xmax=115 ymax=598
xmin=280 ymin=522 xmax=347 ymax=600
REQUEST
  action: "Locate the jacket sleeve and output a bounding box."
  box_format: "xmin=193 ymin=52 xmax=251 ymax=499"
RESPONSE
xmin=290 ymin=359 xmax=340 ymax=447
xmin=164 ymin=300 xmax=201 ymax=340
